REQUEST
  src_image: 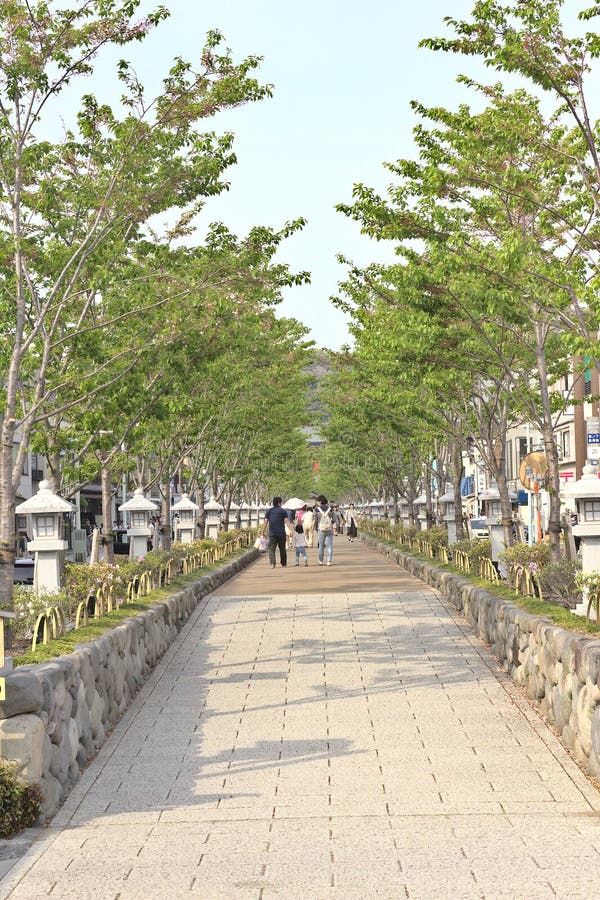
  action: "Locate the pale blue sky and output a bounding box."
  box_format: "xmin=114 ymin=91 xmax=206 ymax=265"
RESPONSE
xmin=83 ymin=1 xmax=490 ymax=348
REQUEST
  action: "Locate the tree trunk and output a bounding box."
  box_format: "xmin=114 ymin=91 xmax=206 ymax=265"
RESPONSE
xmin=408 ymin=461 xmax=418 ymax=526
xmin=46 ymin=449 xmax=62 ymax=492
xmin=494 ymin=430 xmax=515 ymax=550
xmin=451 ymin=440 xmax=465 ymax=541
xmin=424 ymin=468 xmax=433 ymax=531
xmin=101 ymin=464 xmax=115 ymax=564
xmin=222 ymin=489 xmax=232 ymax=531
xmin=496 ymin=466 xmax=514 ymax=551
xmin=197 ymin=489 xmax=206 ymax=537
xmin=391 ymin=492 xmax=399 ymax=524
xmin=161 ymin=481 xmax=171 ymax=551
xmin=0 ymin=431 xmax=16 ymax=647
xmin=381 ymin=488 xmax=389 ymax=519
xmin=535 ymin=322 xmax=562 ymax=562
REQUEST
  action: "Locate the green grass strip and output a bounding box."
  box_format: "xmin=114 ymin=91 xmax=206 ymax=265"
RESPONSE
xmin=14 ymin=551 xmax=247 ymax=667
xmin=364 ymin=533 xmax=600 ymax=637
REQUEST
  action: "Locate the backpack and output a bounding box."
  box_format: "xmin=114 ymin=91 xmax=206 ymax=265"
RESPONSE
xmin=318 ymin=507 xmax=333 ymax=533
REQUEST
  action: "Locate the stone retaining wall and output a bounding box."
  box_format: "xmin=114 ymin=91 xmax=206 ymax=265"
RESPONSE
xmin=0 ymin=549 xmax=258 ymax=820
xmin=362 ymin=535 xmax=600 ymax=779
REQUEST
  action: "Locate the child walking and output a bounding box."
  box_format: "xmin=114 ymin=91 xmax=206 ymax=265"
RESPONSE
xmin=293 ymin=522 xmax=308 ymax=566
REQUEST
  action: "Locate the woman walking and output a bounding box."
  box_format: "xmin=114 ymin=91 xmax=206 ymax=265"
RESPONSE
xmin=346 ymin=504 xmax=358 ymax=542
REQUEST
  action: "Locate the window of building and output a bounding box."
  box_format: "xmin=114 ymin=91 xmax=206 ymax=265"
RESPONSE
xmin=518 ymin=437 xmax=530 ymax=462
xmin=562 ymin=429 xmax=571 ymax=459
xmin=31 ymin=454 xmax=44 ymax=481
xmin=584 ymin=500 xmax=600 ymax=521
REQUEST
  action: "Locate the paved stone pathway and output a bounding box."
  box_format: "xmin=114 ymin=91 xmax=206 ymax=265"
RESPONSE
xmin=2 ymin=541 xmax=600 ymax=898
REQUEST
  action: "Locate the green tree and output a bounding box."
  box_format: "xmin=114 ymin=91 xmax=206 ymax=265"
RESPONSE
xmin=0 ymin=1 xmax=283 ymax=610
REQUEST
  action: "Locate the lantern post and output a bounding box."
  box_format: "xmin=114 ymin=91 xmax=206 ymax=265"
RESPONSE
xmin=15 ymin=481 xmax=74 ymax=595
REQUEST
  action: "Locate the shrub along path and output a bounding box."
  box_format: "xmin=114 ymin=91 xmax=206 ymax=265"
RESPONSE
xmin=2 ymin=540 xmax=600 ymax=898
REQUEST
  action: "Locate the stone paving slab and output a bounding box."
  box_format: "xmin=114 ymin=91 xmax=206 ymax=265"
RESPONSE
xmin=1 ymin=541 xmax=600 ymax=898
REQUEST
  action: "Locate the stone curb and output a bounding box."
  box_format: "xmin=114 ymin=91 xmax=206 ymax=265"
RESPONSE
xmin=361 ymin=534 xmax=600 ymax=780
xmin=0 ymin=547 xmax=259 ymax=821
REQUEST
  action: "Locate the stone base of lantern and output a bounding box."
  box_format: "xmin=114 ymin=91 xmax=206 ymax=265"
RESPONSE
xmin=444 ymin=519 xmax=457 ymax=545
xmin=206 ymin=522 xmax=220 ymax=540
xmin=127 ymin=530 xmax=151 ymax=560
xmin=27 ymin=542 xmax=67 ymax=595
xmin=489 ymin=524 xmax=508 ymax=577
xmin=175 ymin=526 xmax=194 ymax=544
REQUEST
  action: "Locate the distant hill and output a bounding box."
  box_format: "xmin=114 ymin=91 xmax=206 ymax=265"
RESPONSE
xmin=303 ymin=350 xmax=333 ymax=443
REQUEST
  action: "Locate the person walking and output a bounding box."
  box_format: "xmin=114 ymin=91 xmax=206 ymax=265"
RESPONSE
xmin=263 ymin=496 xmax=290 ymax=568
xmin=314 ymin=494 xmax=335 ymax=566
xmin=292 ymin=522 xmax=309 ymax=566
xmin=302 ymin=506 xmax=315 ymax=547
xmin=346 ymin=503 xmax=358 ymax=542
xmin=333 ymin=505 xmax=345 ymax=535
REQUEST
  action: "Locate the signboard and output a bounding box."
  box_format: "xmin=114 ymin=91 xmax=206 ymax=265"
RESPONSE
xmin=587 ymin=417 xmax=600 ymax=461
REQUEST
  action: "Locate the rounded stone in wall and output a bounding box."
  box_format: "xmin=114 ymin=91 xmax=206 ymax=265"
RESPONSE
xmin=0 ymin=670 xmax=43 ymax=720
xmin=0 ymin=714 xmax=45 ymax=783
xmin=591 ymin=706 xmax=600 ymax=769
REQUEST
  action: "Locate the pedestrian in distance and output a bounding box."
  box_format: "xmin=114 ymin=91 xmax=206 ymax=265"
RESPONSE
xmin=302 ymin=506 xmax=315 ymax=547
xmin=346 ymin=504 xmax=358 ymax=542
xmin=333 ymin=504 xmax=345 ymax=535
xmin=263 ymin=496 xmax=289 ymax=568
xmin=284 ymin=506 xmax=296 ymax=548
xmin=292 ymin=522 xmax=309 ymax=566
xmin=314 ymin=494 xmax=335 ymax=566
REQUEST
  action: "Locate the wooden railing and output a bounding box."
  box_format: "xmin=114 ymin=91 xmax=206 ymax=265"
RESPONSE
xmin=479 ymin=557 xmax=499 ymax=584
xmin=509 ymin=564 xmax=543 ymax=602
xmin=31 ymin=530 xmax=255 ymax=652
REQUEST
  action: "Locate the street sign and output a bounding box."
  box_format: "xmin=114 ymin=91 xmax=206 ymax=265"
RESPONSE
xmin=587 ymin=418 xmax=600 ymax=460
xmin=519 ymin=452 xmax=548 ymax=491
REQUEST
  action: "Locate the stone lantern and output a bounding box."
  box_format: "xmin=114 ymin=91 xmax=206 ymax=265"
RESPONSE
xmin=438 ymin=488 xmax=457 ymax=544
xmin=249 ymin=502 xmax=260 ymax=528
xmin=204 ymin=496 xmax=223 ymax=540
xmin=170 ymin=493 xmax=199 ymax=544
xmin=386 ymin=499 xmax=397 ymax=525
xmin=15 ymin=481 xmax=75 ymax=595
xmin=227 ymin=500 xmax=240 ymax=532
xmin=239 ymin=502 xmax=251 ymax=530
xmin=118 ymin=488 xmax=157 ymax=559
xmin=565 ymin=464 xmax=600 ymax=617
xmin=399 ymin=500 xmax=410 ymax=528
xmin=414 ymin=492 xmax=428 ymax=531
xmin=478 ymin=482 xmax=515 ymax=576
